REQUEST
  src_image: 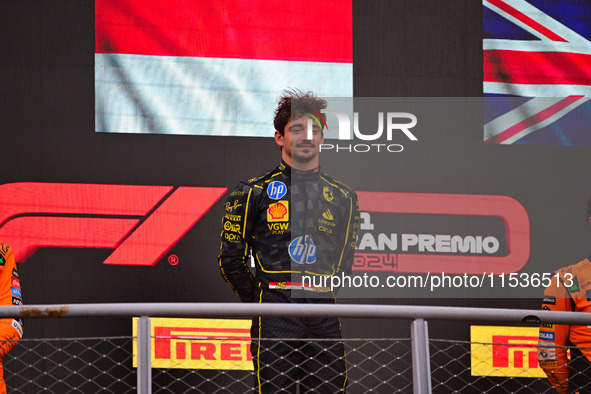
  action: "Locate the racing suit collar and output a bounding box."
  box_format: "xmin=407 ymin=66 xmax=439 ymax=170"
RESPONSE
xmin=279 ymin=161 xmax=320 ymax=180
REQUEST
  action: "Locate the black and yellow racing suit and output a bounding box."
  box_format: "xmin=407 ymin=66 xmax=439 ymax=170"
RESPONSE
xmin=219 ymin=161 xmax=359 ymax=393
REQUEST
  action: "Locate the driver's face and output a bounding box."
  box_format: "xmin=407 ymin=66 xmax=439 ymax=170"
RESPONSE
xmin=279 ymin=115 xmax=324 ymax=165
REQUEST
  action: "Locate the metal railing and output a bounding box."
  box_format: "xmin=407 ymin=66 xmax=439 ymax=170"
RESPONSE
xmin=1 ymin=303 xmax=589 ymax=393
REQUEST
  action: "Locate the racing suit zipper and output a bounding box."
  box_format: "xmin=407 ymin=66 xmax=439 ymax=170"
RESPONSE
xmin=303 ymin=179 xmax=313 ymax=276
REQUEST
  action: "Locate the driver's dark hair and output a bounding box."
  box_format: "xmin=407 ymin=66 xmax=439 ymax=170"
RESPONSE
xmin=274 ymin=88 xmax=327 ymax=135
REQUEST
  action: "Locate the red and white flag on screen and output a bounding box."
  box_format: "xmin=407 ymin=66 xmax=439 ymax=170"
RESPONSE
xmin=483 ymin=0 xmax=591 ymax=146
xmin=95 ymin=0 xmax=353 ymax=136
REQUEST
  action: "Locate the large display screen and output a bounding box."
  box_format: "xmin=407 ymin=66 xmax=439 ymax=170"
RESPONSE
xmin=483 ymin=0 xmax=591 ymax=145
xmin=95 ymin=0 xmax=353 ymax=136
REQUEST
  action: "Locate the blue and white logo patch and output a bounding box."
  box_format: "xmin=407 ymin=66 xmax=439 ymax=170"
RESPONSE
xmin=267 ymin=181 xmax=287 ymax=200
xmin=289 ymin=235 xmax=317 ymax=264
xmin=11 ymin=319 xmax=23 ymax=337
xmin=11 ymin=288 xmax=21 ymax=298
xmin=539 ymin=331 xmax=555 ymax=341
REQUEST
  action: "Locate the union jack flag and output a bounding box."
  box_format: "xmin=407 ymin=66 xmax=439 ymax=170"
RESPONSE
xmin=483 ymin=0 xmax=591 ymax=145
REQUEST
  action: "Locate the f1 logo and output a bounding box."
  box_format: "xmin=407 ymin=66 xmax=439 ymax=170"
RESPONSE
xmin=0 ymin=183 xmax=227 ymax=266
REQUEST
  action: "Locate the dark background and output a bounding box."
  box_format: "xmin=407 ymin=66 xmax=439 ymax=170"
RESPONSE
xmin=0 ymin=0 xmax=589 ymax=357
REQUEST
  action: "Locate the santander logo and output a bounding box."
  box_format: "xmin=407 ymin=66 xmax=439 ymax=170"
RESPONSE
xmin=0 ymin=183 xmax=227 ymax=266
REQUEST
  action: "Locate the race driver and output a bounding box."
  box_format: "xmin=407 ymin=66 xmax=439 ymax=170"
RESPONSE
xmin=218 ymin=89 xmax=359 ymax=393
xmin=538 ymin=195 xmax=591 ymax=393
xmin=0 ymin=244 xmax=23 ymax=394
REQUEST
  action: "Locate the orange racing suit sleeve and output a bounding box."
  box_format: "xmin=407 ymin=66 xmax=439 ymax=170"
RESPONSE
xmin=0 ymin=244 xmax=23 ymax=394
xmin=538 ymin=273 xmax=571 ymax=394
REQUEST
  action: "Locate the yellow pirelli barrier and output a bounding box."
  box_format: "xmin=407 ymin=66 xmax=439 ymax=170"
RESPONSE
xmin=470 ymin=325 xmax=545 ymax=378
xmin=133 ymin=317 xmax=253 ymax=370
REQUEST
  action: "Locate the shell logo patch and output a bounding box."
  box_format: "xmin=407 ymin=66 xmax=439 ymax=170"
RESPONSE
xmin=267 ymin=201 xmax=289 ymax=222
